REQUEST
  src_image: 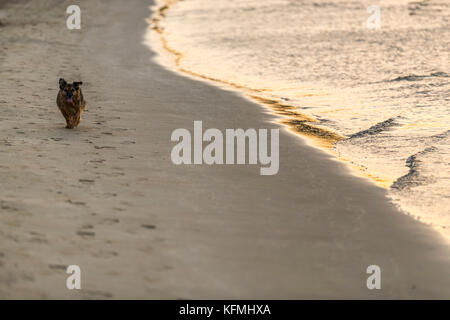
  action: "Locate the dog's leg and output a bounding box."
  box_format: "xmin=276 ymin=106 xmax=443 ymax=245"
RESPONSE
xmin=66 ymin=106 xmax=78 ymax=128
xmin=73 ymin=109 xmax=82 ymax=128
xmin=60 ymin=108 xmax=72 ymax=129
xmin=66 ymin=115 xmax=74 ymax=129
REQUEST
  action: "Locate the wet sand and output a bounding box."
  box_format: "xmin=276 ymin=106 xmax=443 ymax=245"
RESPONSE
xmin=0 ymin=0 xmax=449 ymax=299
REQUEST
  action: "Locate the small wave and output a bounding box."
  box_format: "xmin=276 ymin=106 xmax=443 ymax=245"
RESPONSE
xmin=408 ymin=0 xmax=449 ymax=16
xmin=388 ymin=72 xmax=449 ymax=82
xmin=431 ymin=129 xmax=450 ymax=141
xmin=312 ymin=2 xmax=338 ymax=8
xmin=391 ymin=147 xmax=437 ymax=190
xmin=348 ymin=117 xmax=399 ymax=139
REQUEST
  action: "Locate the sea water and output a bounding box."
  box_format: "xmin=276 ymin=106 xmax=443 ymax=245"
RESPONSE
xmin=150 ymin=0 xmax=450 ymax=237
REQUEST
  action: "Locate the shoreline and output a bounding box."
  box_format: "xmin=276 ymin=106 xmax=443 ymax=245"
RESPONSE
xmin=147 ymin=0 xmax=449 ymax=238
xmin=147 ymin=0 xmax=393 ymax=189
xmin=0 ymin=0 xmax=449 ymax=298
xmin=148 ymin=0 xmax=345 ymax=148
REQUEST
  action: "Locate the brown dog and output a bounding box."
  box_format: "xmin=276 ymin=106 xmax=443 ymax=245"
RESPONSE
xmin=56 ymin=78 xmax=86 ymax=128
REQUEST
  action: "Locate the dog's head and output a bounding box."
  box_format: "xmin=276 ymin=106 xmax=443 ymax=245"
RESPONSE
xmin=59 ymin=78 xmax=83 ymax=103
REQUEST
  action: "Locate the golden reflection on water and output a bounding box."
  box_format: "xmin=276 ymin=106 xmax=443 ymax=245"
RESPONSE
xmin=149 ymin=0 xmax=396 ymax=190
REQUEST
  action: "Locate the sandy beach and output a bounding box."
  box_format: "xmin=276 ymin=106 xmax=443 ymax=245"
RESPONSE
xmin=0 ymin=0 xmax=449 ymax=299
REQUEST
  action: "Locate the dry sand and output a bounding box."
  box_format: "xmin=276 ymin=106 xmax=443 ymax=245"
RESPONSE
xmin=0 ymin=0 xmax=449 ymax=299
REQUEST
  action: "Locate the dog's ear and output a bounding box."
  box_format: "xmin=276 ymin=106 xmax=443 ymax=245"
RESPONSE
xmin=73 ymin=81 xmax=83 ymax=89
xmin=59 ymin=78 xmax=67 ymax=90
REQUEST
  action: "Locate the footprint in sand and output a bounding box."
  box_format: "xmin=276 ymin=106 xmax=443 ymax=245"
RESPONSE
xmin=81 ymin=289 xmax=113 ymax=299
xmin=141 ymin=224 xmax=156 ymax=230
xmin=104 ymin=192 xmax=117 ymax=197
xmin=67 ymin=199 xmax=86 ymax=206
xmin=101 ymin=218 xmax=119 ymax=225
xmin=90 ymin=159 xmax=106 ymax=164
xmin=76 ymin=230 xmax=96 ymax=238
xmin=79 ymin=179 xmax=95 ymax=184
xmin=48 ymin=264 xmax=67 ymax=271
xmin=93 ymin=250 xmax=118 ymax=258
xmin=0 ymin=201 xmax=19 ymax=211
xmin=118 ymin=155 xmax=134 ymax=160
xmin=106 ymin=171 xmax=125 ymax=177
